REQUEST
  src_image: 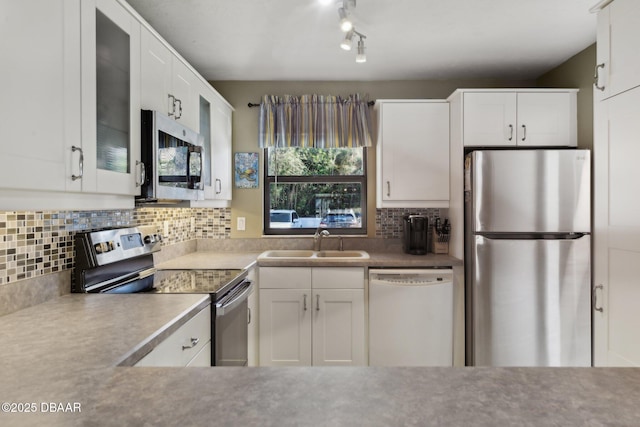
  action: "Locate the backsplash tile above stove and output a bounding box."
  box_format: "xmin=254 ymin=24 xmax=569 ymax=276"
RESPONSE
xmin=0 ymin=208 xmax=231 ymax=286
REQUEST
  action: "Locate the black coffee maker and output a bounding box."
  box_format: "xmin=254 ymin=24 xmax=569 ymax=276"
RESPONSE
xmin=402 ymin=214 xmax=429 ymax=255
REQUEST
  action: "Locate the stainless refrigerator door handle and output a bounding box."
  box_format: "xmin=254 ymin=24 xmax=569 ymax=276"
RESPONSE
xmin=593 ymin=284 xmax=604 ymax=313
xmin=594 ymin=63 xmax=605 ymax=91
xmin=508 ymin=124 xmax=513 ymax=141
xmin=521 ymin=124 xmax=527 ymax=141
xmin=248 ymin=307 xmax=251 ymax=325
xmin=71 ymin=146 xmax=83 ymax=181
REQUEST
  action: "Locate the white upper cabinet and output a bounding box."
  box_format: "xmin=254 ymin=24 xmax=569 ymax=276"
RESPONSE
xmin=81 ymin=0 xmax=142 ymax=196
xmin=0 ymin=0 xmax=80 ymax=193
xmin=594 ymin=0 xmax=640 ymax=101
xmin=141 ymin=26 xmax=199 ymax=132
xmin=0 ymin=0 xmax=141 ymax=208
xmin=460 ymin=90 xmax=577 ymax=147
xmin=376 ymin=100 xmax=450 ymax=208
xmin=192 ymin=84 xmax=233 ymax=207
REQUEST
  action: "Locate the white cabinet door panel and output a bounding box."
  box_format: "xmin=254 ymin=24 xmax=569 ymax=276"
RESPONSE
xmin=597 ymin=0 xmax=640 ymax=100
xmin=463 ymin=92 xmax=517 ymax=147
xmin=312 ymin=289 xmax=365 ymax=366
xmin=593 ymin=86 xmax=640 ymax=367
xmin=517 ymin=92 xmax=575 ymax=147
xmin=259 ymin=289 xmax=312 ymax=366
xmin=377 ymin=101 xmax=449 ymax=207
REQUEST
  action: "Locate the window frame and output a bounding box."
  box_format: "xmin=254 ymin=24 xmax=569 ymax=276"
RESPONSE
xmin=263 ymin=147 xmax=368 ymax=236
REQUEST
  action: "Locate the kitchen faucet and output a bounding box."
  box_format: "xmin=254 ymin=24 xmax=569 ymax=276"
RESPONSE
xmin=314 ymin=227 xmax=330 ymax=251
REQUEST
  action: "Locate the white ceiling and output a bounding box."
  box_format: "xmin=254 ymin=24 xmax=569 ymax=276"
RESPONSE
xmin=125 ymin=0 xmax=597 ymax=81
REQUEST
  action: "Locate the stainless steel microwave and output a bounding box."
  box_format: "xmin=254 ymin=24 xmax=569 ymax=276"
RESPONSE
xmin=137 ymin=110 xmax=204 ymax=203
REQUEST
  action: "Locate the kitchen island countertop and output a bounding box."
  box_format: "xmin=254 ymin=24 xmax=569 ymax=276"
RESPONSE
xmin=0 ymin=286 xmax=639 ymax=426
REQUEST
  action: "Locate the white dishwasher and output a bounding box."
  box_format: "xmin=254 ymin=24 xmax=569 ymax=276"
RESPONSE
xmin=369 ymin=268 xmax=453 ymax=366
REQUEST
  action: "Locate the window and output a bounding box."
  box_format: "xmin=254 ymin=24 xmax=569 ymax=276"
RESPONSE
xmin=264 ymin=147 xmax=366 ymax=235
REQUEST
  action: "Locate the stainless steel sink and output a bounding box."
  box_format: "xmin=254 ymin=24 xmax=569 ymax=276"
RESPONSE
xmin=258 ymin=249 xmax=369 ymax=260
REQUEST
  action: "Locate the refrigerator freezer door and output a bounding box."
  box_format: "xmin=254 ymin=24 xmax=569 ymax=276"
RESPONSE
xmin=469 ymin=235 xmax=591 ymax=366
xmin=469 ymin=150 xmax=590 ymax=233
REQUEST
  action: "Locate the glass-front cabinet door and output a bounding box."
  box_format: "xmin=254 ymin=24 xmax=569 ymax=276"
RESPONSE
xmin=80 ymin=0 xmax=141 ymax=195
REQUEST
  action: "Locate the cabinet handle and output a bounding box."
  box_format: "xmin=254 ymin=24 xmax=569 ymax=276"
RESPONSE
xmin=593 ymin=284 xmax=604 ymax=313
xmin=248 ymin=307 xmax=251 ymax=325
xmin=136 ymin=160 xmax=145 ymax=187
xmin=386 ymin=181 xmax=391 ymax=197
xmin=215 ymin=178 xmax=222 ymax=194
xmin=175 ymin=99 xmax=183 ymax=119
xmin=182 ymin=337 xmax=200 ymax=350
xmin=71 ymin=146 xmax=83 ymax=181
xmin=303 ymin=294 xmax=307 ymax=311
xmin=508 ymin=124 xmax=513 ymax=141
xmin=316 ymin=294 xmax=320 ymax=311
xmin=593 ymin=63 xmax=605 ymax=91
xmin=521 ymin=124 xmax=527 ymax=142
xmin=168 ymin=94 xmax=176 ymax=117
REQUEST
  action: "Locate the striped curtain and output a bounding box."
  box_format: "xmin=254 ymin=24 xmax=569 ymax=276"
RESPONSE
xmin=258 ymin=94 xmax=373 ymax=148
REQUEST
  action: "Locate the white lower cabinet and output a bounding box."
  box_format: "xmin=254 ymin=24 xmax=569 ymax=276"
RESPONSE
xmin=259 ymin=267 xmax=366 ymax=366
xmin=135 ymin=305 xmax=211 ymax=367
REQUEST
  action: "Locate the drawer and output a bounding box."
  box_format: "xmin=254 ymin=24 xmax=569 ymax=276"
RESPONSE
xmin=136 ymin=305 xmax=211 ymax=367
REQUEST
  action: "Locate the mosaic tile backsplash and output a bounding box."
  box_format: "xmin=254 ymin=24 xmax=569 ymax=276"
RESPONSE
xmin=0 ymin=208 xmax=231 ymax=286
xmin=0 ymin=206 xmax=439 ymax=286
xmin=375 ymin=208 xmax=446 ymax=239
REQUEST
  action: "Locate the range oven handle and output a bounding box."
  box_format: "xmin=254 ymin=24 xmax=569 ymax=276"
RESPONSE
xmin=215 ymin=280 xmax=253 ymax=317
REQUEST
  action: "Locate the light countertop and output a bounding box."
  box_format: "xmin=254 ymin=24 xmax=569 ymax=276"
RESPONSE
xmin=1 ymin=251 xmax=638 ymax=426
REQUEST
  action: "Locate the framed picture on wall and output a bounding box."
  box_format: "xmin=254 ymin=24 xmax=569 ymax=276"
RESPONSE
xmin=234 ymin=152 xmax=259 ymax=188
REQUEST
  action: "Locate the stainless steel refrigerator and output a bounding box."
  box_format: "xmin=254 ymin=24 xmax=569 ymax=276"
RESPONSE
xmin=464 ymin=149 xmax=591 ymax=367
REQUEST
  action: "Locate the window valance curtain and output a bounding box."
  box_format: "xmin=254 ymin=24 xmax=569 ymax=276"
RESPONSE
xmin=258 ymin=94 xmax=373 ymax=148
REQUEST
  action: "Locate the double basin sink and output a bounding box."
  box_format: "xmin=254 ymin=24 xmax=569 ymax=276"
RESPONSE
xmin=258 ymin=249 xmax=369 ymax=260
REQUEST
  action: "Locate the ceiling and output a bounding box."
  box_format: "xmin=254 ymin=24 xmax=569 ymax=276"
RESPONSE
xmin=126 ymin=0 xmax=597 ymax=82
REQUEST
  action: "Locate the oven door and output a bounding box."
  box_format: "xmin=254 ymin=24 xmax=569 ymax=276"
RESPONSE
xmin=213 ymin=280 xmax=253 ymax=366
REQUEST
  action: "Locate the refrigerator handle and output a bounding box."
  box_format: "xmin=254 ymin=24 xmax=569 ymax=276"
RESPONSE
xmin=593 ymin=284 xmax=604 ymax=313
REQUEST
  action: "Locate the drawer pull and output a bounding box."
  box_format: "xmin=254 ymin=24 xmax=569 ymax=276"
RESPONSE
xmin=182 ymin=337 xmax=200 ymax=350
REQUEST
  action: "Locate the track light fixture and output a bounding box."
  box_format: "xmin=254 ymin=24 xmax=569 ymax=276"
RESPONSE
xmin=335 ymin=0 xmax=367 ymax=63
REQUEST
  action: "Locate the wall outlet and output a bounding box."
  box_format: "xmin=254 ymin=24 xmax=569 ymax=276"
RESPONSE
xmin=163 ymin=221 xmax=169 ymax=237
xmin=190 ymin=217 xmax=195 ymax=233
xmin=237 ymin=217 xmax=246 ymax=231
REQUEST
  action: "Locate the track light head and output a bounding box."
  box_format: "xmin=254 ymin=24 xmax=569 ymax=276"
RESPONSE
xmin=356 ymin=37 xmax=366 ymax=63
xmin=340 ymin=30 xmax=354 ymax=51
xmin=338 ymin=8 xmax=353 ymax=32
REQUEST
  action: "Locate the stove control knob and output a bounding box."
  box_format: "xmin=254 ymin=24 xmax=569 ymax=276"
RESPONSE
xmin=155 ymin=234 xmax=163 ymax=242
xmin=143 ymin=235 xmax=155 ymax=244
